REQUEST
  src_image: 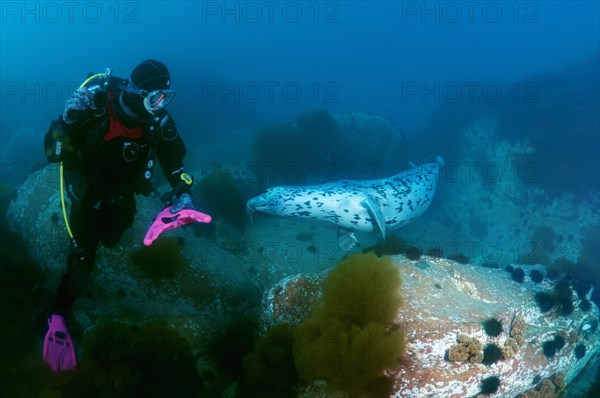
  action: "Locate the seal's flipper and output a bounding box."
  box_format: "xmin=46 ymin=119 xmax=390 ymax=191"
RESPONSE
xmin=43 ymin=314 xmax=77 ymax=372
xmin=361 ymin=196 xmax=386 ymax=239
xmin=337 ymin=228 xmax=358 ymax=251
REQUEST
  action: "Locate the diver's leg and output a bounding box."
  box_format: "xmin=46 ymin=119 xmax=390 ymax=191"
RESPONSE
xmin=99 ymin=193 xmax=136 ymax=248
xmin=45 ymin=198 xmax=99 ymax=372
xmin=51 ymin=203 xmax=99 ymax=314
xmin=51 ymin=244 xmax=97 ymax=314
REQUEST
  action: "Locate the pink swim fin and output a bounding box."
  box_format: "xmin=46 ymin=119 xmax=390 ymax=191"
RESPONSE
xmin=43 ymin=314 xmax=77 ymax=372
xmin=143 ymin=206 xmax=212 ymax=246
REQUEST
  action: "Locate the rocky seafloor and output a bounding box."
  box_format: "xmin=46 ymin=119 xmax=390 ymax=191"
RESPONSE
xmin=5 ymin=160 xmax=600 ymax=397
xmin=4 ymin=112 xmax=599 ymax=396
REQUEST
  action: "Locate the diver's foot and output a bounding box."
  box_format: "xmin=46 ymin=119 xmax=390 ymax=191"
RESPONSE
xmin=43 ymin=314 xmax=77 ymax=372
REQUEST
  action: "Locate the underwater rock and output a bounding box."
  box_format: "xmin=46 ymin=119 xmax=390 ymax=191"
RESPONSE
xmin=6 ymin=164 xmax=260 ymax=354
xmin=261 ymin=255 xmax=600 ymax=397
xmin=0 ymin=127 xmax=47 ymax=187
xmin=331 ymin=112 xmax=405 ymax=179
xmin=251 ymin=110 xmax=405 ymax=185
xmin=399 ymin=116 xmax=599 ymax=270
xmin=260 ymin=272 xmax=326 ymax=333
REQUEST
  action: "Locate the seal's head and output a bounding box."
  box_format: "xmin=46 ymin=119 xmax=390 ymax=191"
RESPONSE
xmin=246 ymin=187 xmax=289 ymax=221
xmin=246 ymin=196 xmax=262 ymax=221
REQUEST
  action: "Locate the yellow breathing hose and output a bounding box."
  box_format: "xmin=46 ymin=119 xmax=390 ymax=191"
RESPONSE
xmin=59 ymin=72 xmax=109 ymax=241
xmin=59 ymin=161 xmax=74 ymax=239
xmin=78 ymin=73 xmax=106 ymax=90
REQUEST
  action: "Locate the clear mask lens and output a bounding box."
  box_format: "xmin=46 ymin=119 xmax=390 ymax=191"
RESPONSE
xmin=144 ymin=90 xmax=175 ymax=112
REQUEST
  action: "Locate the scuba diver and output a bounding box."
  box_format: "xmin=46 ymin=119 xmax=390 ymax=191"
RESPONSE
xmin=42 ymin=59 xmax=207 ymax=372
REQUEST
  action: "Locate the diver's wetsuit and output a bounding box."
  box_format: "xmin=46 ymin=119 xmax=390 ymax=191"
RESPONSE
xmin=51 ymin=89 xmax=192 ymax=314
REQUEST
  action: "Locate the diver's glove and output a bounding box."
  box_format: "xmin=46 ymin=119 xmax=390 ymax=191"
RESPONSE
xmin=62 ymin=86 xmax=106 ymax=125
xmin=170 ymin=193 xmax=194 ymax=214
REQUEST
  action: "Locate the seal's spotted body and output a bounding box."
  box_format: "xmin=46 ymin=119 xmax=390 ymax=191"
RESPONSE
xmin=247 ymin=157 xmax=444 ymax=239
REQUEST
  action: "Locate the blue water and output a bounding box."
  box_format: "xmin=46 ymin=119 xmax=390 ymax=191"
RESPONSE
xmin=0 ymin=1 xmax=598 ymax=396
xmin=1 ymin=1 xmax=598 ymax=143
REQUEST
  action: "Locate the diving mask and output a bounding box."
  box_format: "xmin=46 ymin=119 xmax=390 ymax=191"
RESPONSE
xmin=120 ymin=79 xmax=175 ymax=114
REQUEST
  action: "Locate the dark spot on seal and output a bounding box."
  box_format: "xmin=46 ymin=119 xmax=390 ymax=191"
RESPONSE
xmin=307 ymin=245 xmax=317 ymax=253
xmin=304 ymin=201 xmax=311 ymax=206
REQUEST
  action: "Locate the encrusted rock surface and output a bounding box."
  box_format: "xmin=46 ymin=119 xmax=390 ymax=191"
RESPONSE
xmin=261 ymin=272 xmax=326 ymax=333
xmin=262 ymin=255 xmax=600 ymax=397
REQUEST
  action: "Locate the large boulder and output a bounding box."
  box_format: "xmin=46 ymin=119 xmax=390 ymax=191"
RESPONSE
xmin=400 ymin=116 xmax=600 ymax=270
xmin=332 ymin=112 xmax=406 ymax=178
xmin=261 ymin=255 xmax=600 ymax=397
xmin=0 ymin=127 xmax=47 ymax=187
xmin=6 ymin=163 xmax=261 ymax=354
xmin=251 ymin=110 xmax=407 ymax=187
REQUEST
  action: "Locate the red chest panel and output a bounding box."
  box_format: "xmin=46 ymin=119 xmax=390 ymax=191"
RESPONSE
xmin=104 ymin=93 xmax=143 ymax=142
xmin=104 ymin=116 xmax=143 ymax=141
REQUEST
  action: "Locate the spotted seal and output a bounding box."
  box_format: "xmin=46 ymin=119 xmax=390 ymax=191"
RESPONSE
xmin=247 ymin=156 xmax=444 ymax=249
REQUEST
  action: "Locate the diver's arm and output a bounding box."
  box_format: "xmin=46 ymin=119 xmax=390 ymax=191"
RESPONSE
xmin=156 ymin=126 xmax=194 ymax=197
xmin=45 ymin=87 xmax=106 ymax=165
xmin=62 ymin=86 xmax=107 ymax=128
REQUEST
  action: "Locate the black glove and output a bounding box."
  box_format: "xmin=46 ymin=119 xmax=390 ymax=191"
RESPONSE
xmin=62 ymin=85 xmax=106 ymax=125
